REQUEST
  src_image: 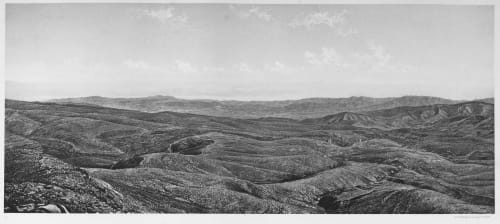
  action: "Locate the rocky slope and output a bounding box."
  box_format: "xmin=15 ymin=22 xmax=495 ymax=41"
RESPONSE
xmin=4 ymin=99 xmax=494 ymax=213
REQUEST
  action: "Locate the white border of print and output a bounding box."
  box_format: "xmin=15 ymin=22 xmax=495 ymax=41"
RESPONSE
xmin=0 ymin=1 xmax=498 ymax=224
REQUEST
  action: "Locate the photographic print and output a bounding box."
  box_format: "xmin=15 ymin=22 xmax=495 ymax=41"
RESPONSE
xmin=3 ymin=2 xmax=495 ymax=214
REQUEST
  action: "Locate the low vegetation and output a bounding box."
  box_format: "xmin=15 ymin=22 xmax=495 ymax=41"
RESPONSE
xmin=4 ymin=99 xmax=494 ymax=213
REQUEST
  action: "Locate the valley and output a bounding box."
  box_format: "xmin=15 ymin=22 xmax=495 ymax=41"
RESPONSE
xmin=4 ymin=98 xmax=495 ymax=213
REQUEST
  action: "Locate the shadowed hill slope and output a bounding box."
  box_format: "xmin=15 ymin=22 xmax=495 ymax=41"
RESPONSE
xmin=4 ymin=99 xmax=494 ymax=213
xmin=305 ymin=101 xmax=493 ymax=129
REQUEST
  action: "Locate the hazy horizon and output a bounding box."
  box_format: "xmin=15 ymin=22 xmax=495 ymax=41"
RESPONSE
xmin=5 ymin=90 xmax=494 ymax=102
xmin=6 ymin=4 xmax=494 ymax=101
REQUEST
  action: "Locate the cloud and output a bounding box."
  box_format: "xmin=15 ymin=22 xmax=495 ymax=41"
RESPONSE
xmin=353 ymin=41 xmax=416 ymax=73
xmin=267 ymin=61 xmax=286 ymax=72
xmin=122 ymin=59 xmax=153 ymax=70
xmin=234 ymin=62 xmax=254 ymax=73
xmin=122 ymin=59 xmax=200 ymax=74
xmin=201 ymin=66 xmax=226 ymax=73
xmin=174 ymin=60 xmax=197 ymax=73
xmin=246 ymin=7 xmax=273 ymax=21
xmin=264 ymin=61 xmax=296 ymax=73
xmin=230 ymin=5 xmax=274 ymax=22
xmin=361 ymin=42 xmax=393 ymax=71
xmin=303 ymin=43 xmax=416 ymax=74
xmin=289 ymin=10 xmax=357 ymax=36
xmin=139 ymin=7 xmax=188 ymax=24
xmin=304 ymin=48 xmax=349 ymax=68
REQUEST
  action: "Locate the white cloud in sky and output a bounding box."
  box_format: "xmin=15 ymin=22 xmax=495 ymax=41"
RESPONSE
xmin=174 ymin=60 xmax=197 ymax=73
xmin=230 ymin=5 xmax=274 ymax=22
xmin=139 ymin=7 xmax=188 ymax=24
xmin=304 ymin=43 xmax=416 ymax=74
xmin=366 ymin=42 xmax=392 ymax=69
xmin=119 ymin=43 xmax=414 ymax=83
xmin=122 ymin=59 xmax=197 ymax=74
xmin=202 ymin=65 xmax=226 ymax=73
xmin=264 ymin=61 xmax=300 ymax=73
xmin=353 ymin=41 xmax=417 ymax=73
xmin=304 ymin=48 xmax=349 ymax=68
xmin=120 ymin=59 xmax=290 ymax=76
xmin=267 ymin=61 xmax=286 ymax=72
xmin=122 ymin=59 xmax=153 ymax=70
xmin=290 ymin=11 xmax=346 ymax=27
xmin=246 ymin=7 xmax=273 ymax=21
xmin=234 ymin=62 xmax=254 ymax=73
xmin=289 ymin=10 xmax=357 ymax=36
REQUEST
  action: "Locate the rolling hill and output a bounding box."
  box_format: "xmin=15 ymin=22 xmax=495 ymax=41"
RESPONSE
xmin=4 ymin=99 xmax=494 ymax=213
xmin=48 ymin=95 xmax=461 ymax=119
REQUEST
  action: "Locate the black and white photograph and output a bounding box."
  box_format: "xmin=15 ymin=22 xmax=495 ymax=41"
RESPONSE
xmin=1 ymin=0 xmax=498 ymax=222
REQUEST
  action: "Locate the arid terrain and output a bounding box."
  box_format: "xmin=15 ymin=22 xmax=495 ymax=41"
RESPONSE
xmin=50 ymin=95 xmax=492 ymax=119
xmin=4 ymin=97 xmax=494 ymax=213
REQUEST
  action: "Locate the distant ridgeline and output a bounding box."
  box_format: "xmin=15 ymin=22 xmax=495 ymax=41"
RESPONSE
xmin=48 ymin=95 xmax=493 ymax=119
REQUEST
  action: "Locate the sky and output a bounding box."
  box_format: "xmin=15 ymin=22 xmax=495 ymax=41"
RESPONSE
xmin=5 ymin=4 xmax=494 ymax=101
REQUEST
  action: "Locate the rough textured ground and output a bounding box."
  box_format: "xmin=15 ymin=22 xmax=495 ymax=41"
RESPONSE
xmin=49 ymin=95 xmax=469 ymax=119
xmin=4 ymin=99 xmax=494 ymax=213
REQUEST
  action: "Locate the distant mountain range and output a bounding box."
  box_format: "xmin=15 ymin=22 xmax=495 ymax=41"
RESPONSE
xmin=48 ymin=95 xmax=493 ymax=119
